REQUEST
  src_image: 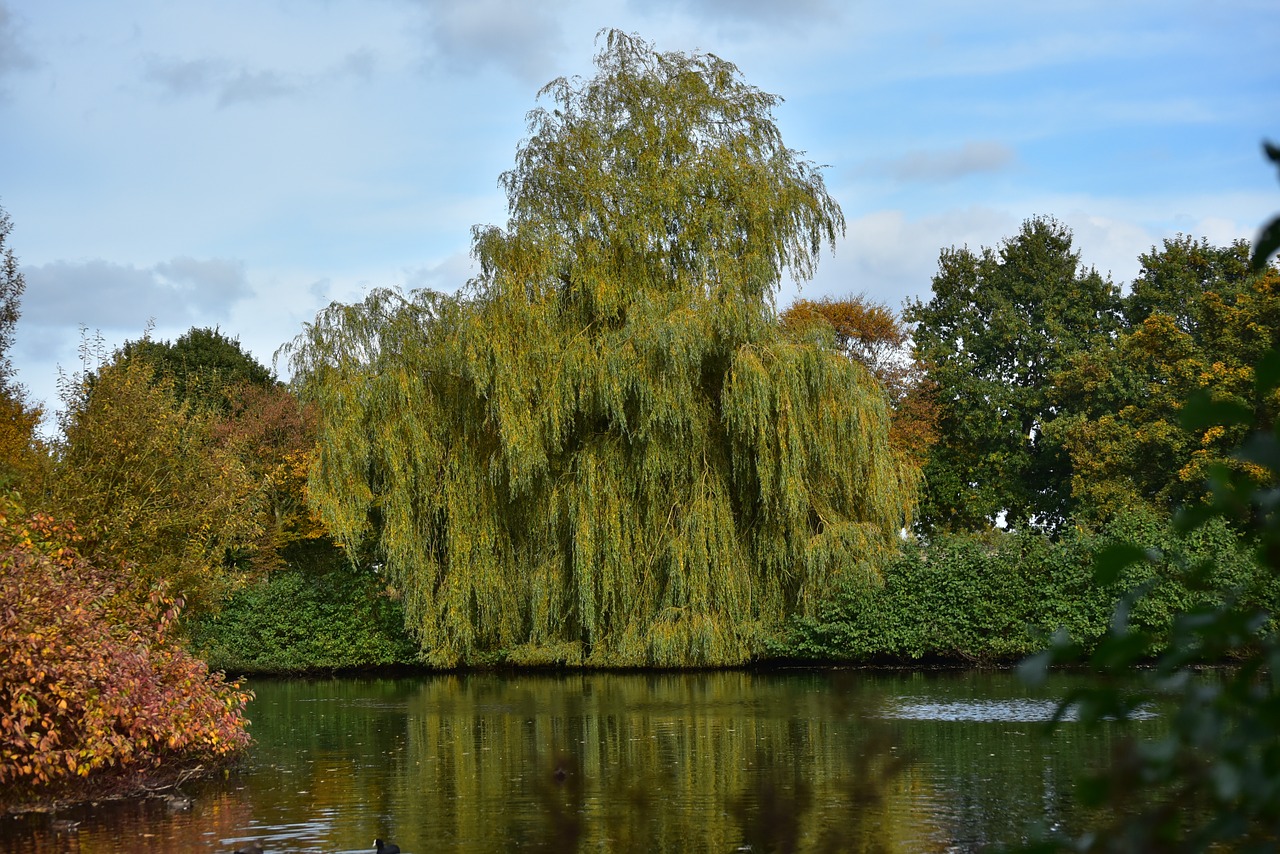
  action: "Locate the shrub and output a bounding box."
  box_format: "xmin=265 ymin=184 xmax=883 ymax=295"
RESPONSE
xmin=777 ymin=509 xmax=1264 ymax=663
xmin=0 ymin=500 xmax=252 ymax=806
xmin=187 ymin=545 xmax=420 ymax=674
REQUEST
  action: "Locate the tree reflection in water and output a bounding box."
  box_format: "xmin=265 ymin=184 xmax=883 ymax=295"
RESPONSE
xmin=0 ymin=670 xmax=1146 ymax=852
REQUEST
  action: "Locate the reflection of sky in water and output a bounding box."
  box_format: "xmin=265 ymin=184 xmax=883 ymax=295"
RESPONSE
xmin=886 ymin=699 xmax=1157 ymax=722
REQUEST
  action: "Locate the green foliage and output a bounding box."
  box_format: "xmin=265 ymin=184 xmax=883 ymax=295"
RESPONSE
xmin=287 ymin=32 xmax=916 ymax=667
xmin=0 ymin=500 xmax=252 ymax=807
xmin=1018 ymin=335 xmax=1280 ymax=849
xmin=187 ymin=545 xmax=420 ymax=674
xmin=51 ymin=348 xmax=261 ymax=618
xmin=0 ymin=391 xmax=46 ymax=495
xmin=905 ymin=216 xmax=1276 ymax=535
xmin=1123 ymin=235 xmax=1256 ymax=334
xmin=0 ymin=204 xmax=25 ymax=394
xmin=904 ymin=217 xmax=1122 ymax=532
xmin=120 ymin=326 xmax=274 ymax=414
xmin=1251 ymin=140 xmax=1280 ymax=271
xmin=779 ymin=511 xmax=1263 ymax=664
xmin=1051 ymin=237 xmax=1280 ymax=523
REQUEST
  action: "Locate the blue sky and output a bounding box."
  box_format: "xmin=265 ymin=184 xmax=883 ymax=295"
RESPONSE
xmin=1 ymin=0 xmax=1277 ymax=423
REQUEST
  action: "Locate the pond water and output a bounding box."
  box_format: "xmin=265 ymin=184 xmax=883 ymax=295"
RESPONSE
xmin=1 ymin=669 xmax=1155 ymax=853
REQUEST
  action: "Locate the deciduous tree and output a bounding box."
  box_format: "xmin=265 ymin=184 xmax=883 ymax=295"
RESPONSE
xmin=1050 ymin=237 xmax=1280 ymax=522
xmin=117 ymin=327 xmax=330 ymax=573
xmin=288 ymin=31 xmax=917 ymax=667
xmin=120 ymin=326 xmax=274 ymax=414
xmin=51 ymin=348 xmax=259 ymax=617
xmin=780 ymin=295 xmax=938 ymax=469
xmin=904 ymin=217 xmax=1122 ymax=532
xmin=212 ymin=382 xmax=327 ymax=571
xmin=0 ymin=204 xmax=47 ymax=493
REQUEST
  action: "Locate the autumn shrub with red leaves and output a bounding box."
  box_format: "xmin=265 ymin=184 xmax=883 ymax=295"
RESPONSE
xmin=0 ymin=499 xmax=252 ymax=807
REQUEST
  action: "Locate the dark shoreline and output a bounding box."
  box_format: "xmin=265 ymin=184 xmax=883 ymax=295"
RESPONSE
xmin=1 ymin=759 xmax=245 ymax=817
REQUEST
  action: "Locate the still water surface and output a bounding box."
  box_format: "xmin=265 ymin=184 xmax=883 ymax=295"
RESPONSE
xmin=2 ymin=669 xmax=1154 ymax=852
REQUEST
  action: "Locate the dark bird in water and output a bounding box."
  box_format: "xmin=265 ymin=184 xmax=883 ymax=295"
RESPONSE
xmin=374 ymin=839 xmax=401 ymax=854
xmin=163 ymin=792 xmax=193 ymax=811
xmin=233 ymin=844 xmax=264 ymax=854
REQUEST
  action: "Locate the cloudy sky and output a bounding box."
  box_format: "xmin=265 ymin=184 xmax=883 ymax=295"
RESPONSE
xmin=1 ymin=0 xmax=1277 ymax=424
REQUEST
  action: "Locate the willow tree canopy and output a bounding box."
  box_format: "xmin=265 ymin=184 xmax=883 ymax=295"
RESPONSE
xmin=288 ymin=31 xmax=918 ymax=667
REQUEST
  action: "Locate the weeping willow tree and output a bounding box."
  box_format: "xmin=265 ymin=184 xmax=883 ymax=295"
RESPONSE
xmin=287 ymin=31 xmax=918 ymax=667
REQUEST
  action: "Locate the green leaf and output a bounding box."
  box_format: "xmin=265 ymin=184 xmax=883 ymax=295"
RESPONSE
xmin=1264 ymin=139 xmax=1280 ymax=167
xmin=1238 ymin=432 xmax=1280 ymax=476
xmin=1180 ymin=390 xmax=1254 ymax=431
xmin=1251 ymin=216 xmax=1280 ymax=272
xmin=1251 ymin=140 xmax=1280 ymax=270
xmin=1093 ymin=542 xmax=1154 ymax=586
xmin=1256 ymin=348 xmax=1280 ymax=397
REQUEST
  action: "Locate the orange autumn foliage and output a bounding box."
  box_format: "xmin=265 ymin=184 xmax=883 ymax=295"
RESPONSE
xmin=0 ymin=390 xmax=46 ymax=495
xmin=212 ymin=383 xmax=329 ymax=571
xmin=0 ymin=500 xmax=252 ymax=806
xmin=781 ymin=295 xmax=939 ymax=468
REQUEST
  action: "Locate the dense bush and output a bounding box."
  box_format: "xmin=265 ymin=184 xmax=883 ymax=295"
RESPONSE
xmin=776 ymin=509 xmax=1263 ymax=663
xmin=187 ymin=546 xmax=420 ymax=674
xmin=0 ymin=501 xmax=252 ymax=806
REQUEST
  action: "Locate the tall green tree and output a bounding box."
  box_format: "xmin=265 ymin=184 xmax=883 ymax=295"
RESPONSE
xmin=288 ymin=31 xmax=917 ymax=667
xmin=1123 ymin=235 xmax=1255 ymax=334
xmin=904 ymin=217 xmax=1122 ymax=533
xmin=51 ymin=348 xmax=260 ymax=618
xmin=0 ymin=204 xmax=47 ymax=494
xmin=120 ymin=326 xmax=274 ymax=414
xmin=1050 ymin=237 xmax=1280 ymax=522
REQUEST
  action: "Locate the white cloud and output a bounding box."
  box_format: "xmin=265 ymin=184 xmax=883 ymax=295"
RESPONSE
xmin=142 ymin=51 xmax=374 ymax=107
xmin=337 ymin=48 xmax=377 ymax=82
xmin=630 ymin=0 xmax=842 ymax=33
xmin=873 ymin=141 xmax=1018 ymax=183
xmin=216 ymin=68 xmax=302 ymax=107
xmin=783 ymin=206 xmax=1020 ymax=313
xmin=4 ymin=0 xmax=1275 ymax=430
xmin=401 ymin=251 xmax=477 ymax=294
xmin=141 ymin=56 xmax=227 ymax=98
xmin=1060 ymin=214 xmax=1156 ymax=284
xmin=21 ymin=257 xmax=251 ymax=330
xmin=416 ymin=0 xmax=566 ymax=83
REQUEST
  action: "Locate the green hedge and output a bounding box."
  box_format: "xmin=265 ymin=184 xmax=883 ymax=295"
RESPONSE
xmin=775 ymin=510 xmax=1268 ymax=662
xmin=189 ymin=512 xmax=1274 ymax=672
xmin=187 ymin=549 xmax=420 ymax=674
